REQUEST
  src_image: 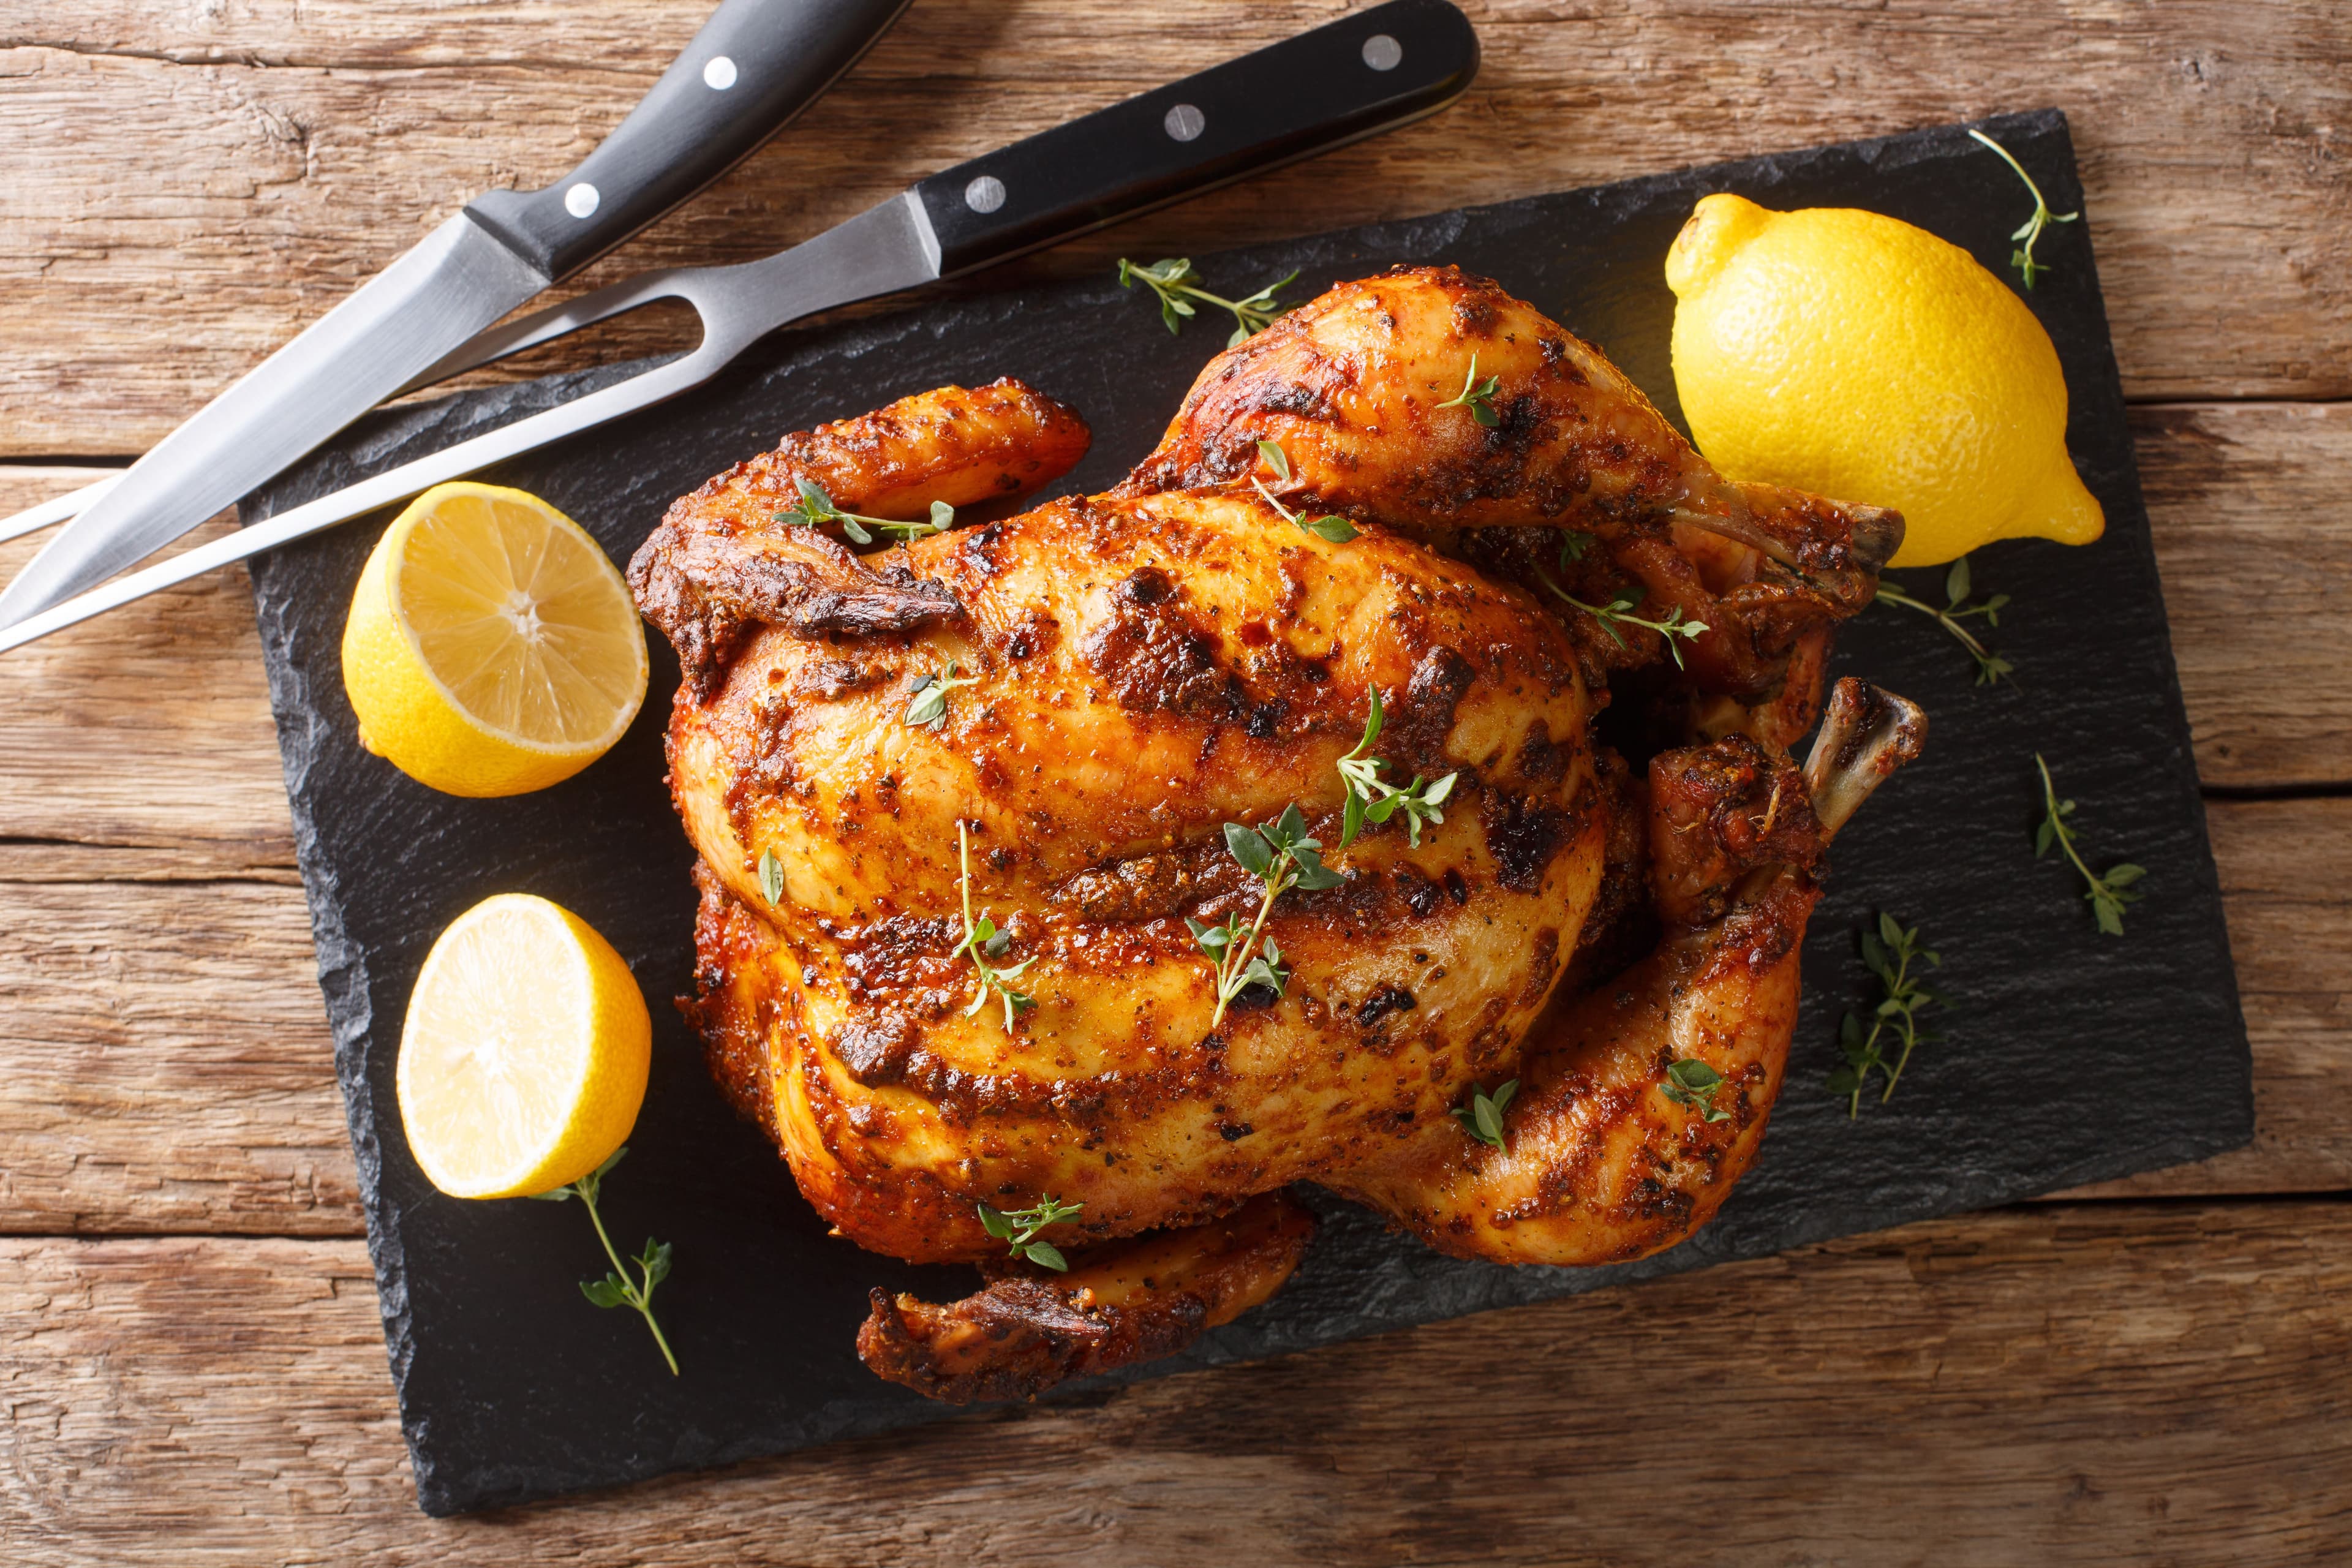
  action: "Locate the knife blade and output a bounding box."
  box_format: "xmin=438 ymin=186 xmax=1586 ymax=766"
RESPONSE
xmin=0 ymin=0 xmax=1482 ymax=658
xmin=0 ymin=0 xmax=912 ymax=633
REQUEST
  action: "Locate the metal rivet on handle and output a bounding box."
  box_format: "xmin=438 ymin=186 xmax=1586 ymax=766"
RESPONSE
xmin=964 ymin=175 xmax=1006 ymax=214
xmin=564 ymin=183 xmax=600 ymax=219
xmin=1362 ymin=33 xmax=1402 ymax=71
xmin=703 ymin=56 xmax=738 ymax=91
xmin=1163 ymin=103 xmax=1205 ymax=143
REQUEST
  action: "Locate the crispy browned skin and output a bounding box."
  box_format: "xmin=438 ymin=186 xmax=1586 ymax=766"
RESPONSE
xmin=638 ymin=268 xmax=1921 ymax=1404
xmin=857 ymin=1191 xmax=1314 ymax=1404
xmin=668 ymin=479 xmax=1602 ymax=1262
xmin=1125 ymin=266 xmax=1900 ymax=720
xmin=630 ymin=378 xmax=1090 ymax=697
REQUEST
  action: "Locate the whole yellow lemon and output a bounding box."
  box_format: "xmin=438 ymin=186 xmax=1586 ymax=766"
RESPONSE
xmin=1665 ymin=192 xmax=2102 ymax=567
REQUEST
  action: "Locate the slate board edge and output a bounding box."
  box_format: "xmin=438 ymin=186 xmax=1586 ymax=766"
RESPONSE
xmin=238 ymin=107 xmax=2253 ymax=1516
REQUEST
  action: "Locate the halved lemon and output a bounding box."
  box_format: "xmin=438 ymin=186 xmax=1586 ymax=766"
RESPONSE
xmin=342 ymin=481 xmax=647 ymax=797
xmin=396 ymin=893 xmax=652 ymax=1199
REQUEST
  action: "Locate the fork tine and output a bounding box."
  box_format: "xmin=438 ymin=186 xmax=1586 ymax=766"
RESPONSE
xmin=1 ymin=474 xmax=123 ymax=549
xmin=391 ymin=268 xmax=703 ymax=398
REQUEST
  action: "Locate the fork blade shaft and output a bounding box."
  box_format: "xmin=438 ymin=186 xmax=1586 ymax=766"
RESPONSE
xmin=0 ymin=475 xmax=121 ymax=546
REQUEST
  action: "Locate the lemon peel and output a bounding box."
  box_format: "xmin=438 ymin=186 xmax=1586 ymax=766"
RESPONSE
xmin=1665 ymin=192 xmax=2102 ymax=567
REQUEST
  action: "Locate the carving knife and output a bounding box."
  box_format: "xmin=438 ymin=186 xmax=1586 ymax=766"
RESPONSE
xmin=0 ymin=0 xmax=914 ymax=634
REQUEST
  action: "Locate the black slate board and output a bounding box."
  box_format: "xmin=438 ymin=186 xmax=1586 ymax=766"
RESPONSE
xmin=243 ymin=109 xmax=2251 ymax=1516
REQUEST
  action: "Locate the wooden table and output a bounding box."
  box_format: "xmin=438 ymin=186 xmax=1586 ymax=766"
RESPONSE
xmin=4 ymin=2 xmax=2347 ymax=1559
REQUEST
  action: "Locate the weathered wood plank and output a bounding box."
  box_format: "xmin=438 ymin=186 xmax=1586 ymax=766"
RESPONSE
xmin=0 ymin=471 xmax=293 ymax=858
xmin=2135 ymin=402 xmax=2352 ymax=790
xmin=3 ymin=1205 xmax=2348 ymax=1561
xmin=3 ymin=0 xmax=2348 ymax=455
xmin=0 ymin=873 xmax=355 ymax=1235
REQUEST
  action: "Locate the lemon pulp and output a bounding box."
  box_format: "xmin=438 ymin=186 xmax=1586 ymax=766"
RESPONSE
xmin=342 ymin=482 xmax=647 ymax=796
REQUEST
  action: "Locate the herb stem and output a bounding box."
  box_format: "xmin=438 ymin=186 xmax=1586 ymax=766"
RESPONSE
xmin=1212 ymin=871 xmax=1285 ymax=1030
xmin=1874 ymin=561 xmax=2015 ymax=687
xmin=575 ymin=1175 xmax=678 ymax=1376
xmin=1534 ymin=568 xmax=1708 ymax=668
xmin=1969 ymin=128 xmax=2079 ymax=289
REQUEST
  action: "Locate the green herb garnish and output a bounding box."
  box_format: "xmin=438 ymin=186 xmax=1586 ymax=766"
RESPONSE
xmin=2034 ymin=755 xmax=2146 ymax=935
xmin=1536 ymin=563 xmax=1708 ymax=669
xmin=1453 ymin=1079 xmax=1518 ymax=1148
xmin=905 ymin=660 xmax=979 ymax=730
xmin=1190 ymin=804 xmax=1345 ymax=1027
xmin=1251 ymin=441 xmax=1357 ymax=542
xmin=758 ymin=847 xmax=784 ymax=905
xmin=1969 ymin=128 xmax=2079 ymax=290
xmin=1828 ymin=913 xmax=1940 ymax=1118
xmin=951 ymin=820 xmax=1036 ymax=1031
xmin=1117 ymin=257 xmax=1298 ymax=347
xmin=529 ymin=1146 xmax=679 ymax=1376
xmin=1876 ymin=554 xmax=2015 ymax=686
xmin=1436 ymin=351 xmax=1502 ymax=427
xmin=1663 ymin=1059 xmax=1733 ymax=1123
xmin=775 ymin=477 xmax=954 ymax=545
xmin=976 ymin=1194 xmax=1084 ymax=1272
xmin=1334 ymin=687 xmax=1457 ymax=849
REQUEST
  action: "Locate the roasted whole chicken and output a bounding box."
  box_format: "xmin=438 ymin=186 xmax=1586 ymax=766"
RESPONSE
xmin=629 ymin=266 xmax=1924 ymax=1404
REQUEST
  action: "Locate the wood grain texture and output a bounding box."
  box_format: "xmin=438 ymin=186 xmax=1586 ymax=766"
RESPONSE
xmin=3 ymin=0 xmax=2349 ymax=454
xmin=2134 ymin=402 xmax=2352 ymax=790
xmin=4 ymin=1203 xmax=2349 ymax=1562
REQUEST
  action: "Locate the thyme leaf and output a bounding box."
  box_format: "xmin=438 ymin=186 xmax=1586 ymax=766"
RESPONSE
xmin=975 ymin=1194 xmax=1084 ymax=1271
xmin=1452 ymin=1079 xmax=1519 ymax=1148
xmin=1534 ymin=568 xmax=1708 ymax=669
xmin=1663 ymin=1059 xmax=1733 ymax=1123
xmin=1436 ymin=351 xmax=1502 ymax=427
xmin=905 ymin=660 xmax=980 ymax=730
xmin=1334 ymin=687 xmax=1457 ymax=849
xmin=1826 ymin=913 xmax=1940 ymax=1118
xmin=1251 ymin=440 xmax=1357 ymax=542
xmin=775 ymin=476 xmax=954 ymax=544
xmin=1194 ymin=804 xmax=1343 ymax=1027
xmin=2034 ymin=755 xmax=2146 ymax=935
xmin=1969 ymin=128 xmax=2079 ymax=290
xmin=951 ymin=820 xmax=1036 ymax=1031
xmin=527 ymin=1146 xmax=679 ymax=1375
xmin=1118 ymin=257 xmax=1298 ymax=347
xmin=1875 ymin=553 xmax=2015 ymax=686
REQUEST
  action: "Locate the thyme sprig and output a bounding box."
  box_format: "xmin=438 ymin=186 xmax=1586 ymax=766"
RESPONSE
xmin=951 ymin=820 xmax=1036 ymax=1030
xmin=529 ymin=1147 xmax=679 ymax=1376
xmin=1969 ymin=128 xmax=2079 ymax=289
xmin=775 ymin=476 xmax=953 ymax=545
xmin=1436 ymin=351 xmax=1502 ymax=427
xmin=1876 ymin=554 xmax=2015 ymax=686
xmin=1453 ymin=1079 xmax=1518 ymax=1149
xmin=1252 ymin=441 xmax=1357 ymax=543
xmin=1190 ymin=805 xmax=1344 ymax=1027
xmin=1536 ymin=558 xmax=1709 ymax=669
xmin=1828 ymin=913 xmax=1940 ymax=1118
xmin=1334 ymin=687 xmax=1457 ymax=849
xmin=1118 ymin=257 xmax=1298 ymax=347
xmin=976 ymin=1195 xmax=1084 ymax=1272
xmin=905 ymin=660 xmax=979 ymax=729
xmin=1663 ymin=1059 xmax=1732 ymax=1123
xmin=2034 ymin=755 xmax=2146 ymax=935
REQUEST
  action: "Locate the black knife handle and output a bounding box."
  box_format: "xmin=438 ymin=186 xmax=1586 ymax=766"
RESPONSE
xmin=910 ymin=0 xmax=1478 ymax=279
xmin=466 ymin=0 xmax=911 ymax=281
